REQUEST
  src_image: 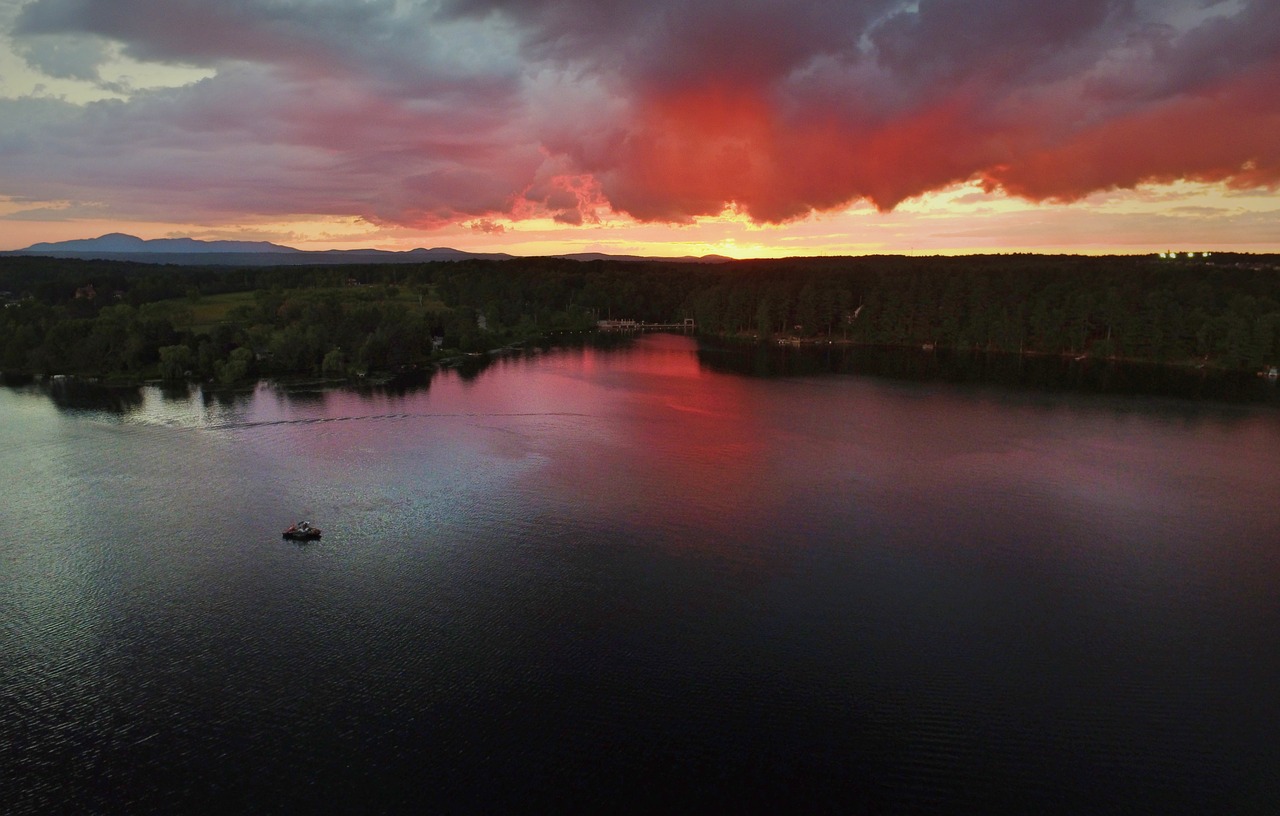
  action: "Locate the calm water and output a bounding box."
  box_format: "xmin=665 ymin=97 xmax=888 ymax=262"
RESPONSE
xmin=3 ymin=334 xmax=1279 ymax=813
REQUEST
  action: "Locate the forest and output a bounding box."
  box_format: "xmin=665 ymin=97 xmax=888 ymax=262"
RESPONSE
xmin=1 ymin=253 xmax=1278 ymax=384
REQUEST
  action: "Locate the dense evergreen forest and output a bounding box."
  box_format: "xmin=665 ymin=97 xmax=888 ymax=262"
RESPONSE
xmin=2 ymin=253 xmax=1278 ymax=384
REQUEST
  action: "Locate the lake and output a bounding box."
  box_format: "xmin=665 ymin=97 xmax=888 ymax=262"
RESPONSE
xmin=3 ymin=334 xmax=1279 ymax=813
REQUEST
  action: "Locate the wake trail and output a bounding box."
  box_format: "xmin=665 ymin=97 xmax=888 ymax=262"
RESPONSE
xmin=203 ymin=411 xmax=593 ymax=431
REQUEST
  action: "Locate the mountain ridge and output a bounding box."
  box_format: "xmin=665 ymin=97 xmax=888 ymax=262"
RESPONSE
xmin=22 ymin=232 xmax=301 ymax=254
xmin=9 ymin=234 xmax=732 ymax=265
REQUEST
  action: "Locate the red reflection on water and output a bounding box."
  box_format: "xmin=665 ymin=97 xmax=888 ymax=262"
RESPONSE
xmin=522 ymin=335 xmax=777 ymax=545
xmin=237 ymin=337 xmax=774 ymax=553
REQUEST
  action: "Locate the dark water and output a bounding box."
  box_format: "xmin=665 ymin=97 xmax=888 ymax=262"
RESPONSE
xmin=3 ymin=334 xmax=1280 ymax=813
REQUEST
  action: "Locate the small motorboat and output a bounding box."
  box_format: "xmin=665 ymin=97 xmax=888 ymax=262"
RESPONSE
xmin=283 ymin=521 xmax=322 ymax=540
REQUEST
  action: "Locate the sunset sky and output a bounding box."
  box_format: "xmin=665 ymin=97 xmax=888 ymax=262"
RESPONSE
xmin=1 ymin=0 xmax=1277 ymax=258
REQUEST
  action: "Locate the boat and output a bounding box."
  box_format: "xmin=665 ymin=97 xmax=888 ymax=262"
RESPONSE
xmin=283 ymin=521 xmax=322 ymax=540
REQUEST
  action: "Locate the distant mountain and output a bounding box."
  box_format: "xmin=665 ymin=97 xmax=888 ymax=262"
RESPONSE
xmin=558 ymin=252 xmax=733 ymax=263
xmin=22 ymin=232 xmax=300 ymax=254
xmin=7 ymin=234 xmax=518 ymax=265
xmin=6 ymin=234 xmax=733 ymax=266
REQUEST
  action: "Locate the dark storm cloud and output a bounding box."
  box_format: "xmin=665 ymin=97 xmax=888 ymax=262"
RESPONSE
xmin=2 ymin=0 xmax=1276 ymax=227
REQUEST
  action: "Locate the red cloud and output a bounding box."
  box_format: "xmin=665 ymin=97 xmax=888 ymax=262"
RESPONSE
xmin=510 ymin=0 xmax=1280 ymax=223
xmin=563 ymin=84 xmax=1015 ymax=222
xmin=987 ymin=57 xmax=1280 ymax=201
xmin=4 ymin=0 xmax=1278 ymax=231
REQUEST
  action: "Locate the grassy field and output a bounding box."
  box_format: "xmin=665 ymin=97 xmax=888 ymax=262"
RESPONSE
xmin=179 ymin=286 xmax=449 ymax=333
xmin=186 ymin=291 xmax=257 ymax=331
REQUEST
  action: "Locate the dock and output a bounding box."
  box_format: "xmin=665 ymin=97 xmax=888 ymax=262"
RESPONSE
xmin=597 ymin=318 xmax=696 ymax=332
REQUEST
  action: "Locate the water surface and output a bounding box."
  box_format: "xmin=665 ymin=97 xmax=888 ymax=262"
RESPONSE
xmin=3 ymin=335 xmax=1279 ymax=813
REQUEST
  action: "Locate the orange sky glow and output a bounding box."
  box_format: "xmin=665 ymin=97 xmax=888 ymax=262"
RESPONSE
xmin=1 ymin=0 xmax=1277 ymax=257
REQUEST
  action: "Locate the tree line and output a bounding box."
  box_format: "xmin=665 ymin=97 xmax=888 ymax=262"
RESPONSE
xmin=2 ymin=253 xmax=1278 ymax=383
xmin=681 ymin=254 xmax=1280 ymax=371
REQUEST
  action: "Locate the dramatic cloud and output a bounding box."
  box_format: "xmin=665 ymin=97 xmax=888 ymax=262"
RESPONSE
xmin=1 ymin=0 xmax=1277 ymax=232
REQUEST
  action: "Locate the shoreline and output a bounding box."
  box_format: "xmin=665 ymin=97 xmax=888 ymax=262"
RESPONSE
xmin=697 ymin=331 xmax=1277 ymax=377
xmin=8 ymin=333 xmax=1277 ymax=406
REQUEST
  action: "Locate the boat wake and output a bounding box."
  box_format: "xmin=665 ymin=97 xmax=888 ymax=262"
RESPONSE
xmin=202 ymin=411 xmax=594 ymax=432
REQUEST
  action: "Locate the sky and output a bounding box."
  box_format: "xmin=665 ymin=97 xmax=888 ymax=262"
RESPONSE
xmin=0 ymin=0 xmax=1277 ymax=258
